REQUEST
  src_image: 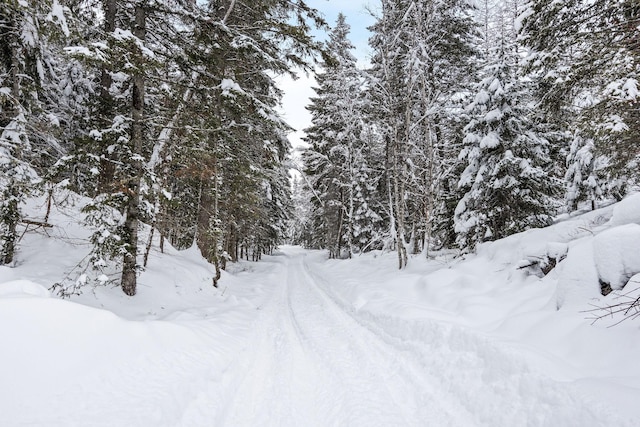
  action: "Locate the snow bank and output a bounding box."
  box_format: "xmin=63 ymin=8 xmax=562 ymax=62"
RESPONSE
xmin=310 ymin=198 xmax=640 ymax=423
xmin=0 ymin=279 xmax=50 ymax=298
xmin=0 ymin=190 xmax=284 ymax=426
xmin=0 ymin=292 xmax=222 ymax=426
xmin=555 ymin=240 xmax=600 ymax=308
xmin=593 ymin=224 xmax=640 ymax=290
xmin=610 ymin=193 xmax=640 ymax=226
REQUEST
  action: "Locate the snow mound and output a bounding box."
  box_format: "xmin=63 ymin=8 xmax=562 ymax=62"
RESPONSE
xmin=610 ymin=193 xmax=640 ymax=225
xmin=593 ymin=224 xmax=640 ymax=290
xmin=555 ymin=240 xmax=600 ymax=309
xmin=0 ymin=280 xmax=51 ymax=298
xmin=546 ymin=242 xmax=568 ymax=260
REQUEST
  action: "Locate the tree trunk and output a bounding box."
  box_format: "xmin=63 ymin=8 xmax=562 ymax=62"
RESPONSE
xmin=335 ymin=196 xmax=344 ymax=259
xmin=211 ymin=155 xmax=221 ymax=286
xmin=392 ymin=133 xmax=408 ymax=269
xmin=121 ymin=1 xmax=146 ymax=296
xmin=143 ymin=223 xmax=155 ymax=268
xmin=346 ymin=142 xmax=354 ymax=259
xmin=98 ymin=0 xmax=117 ymax=192
xmin=1 ymin=186 xmax=19 ymax=265
xmin=1 ymin=33 xmax=21 ymax=266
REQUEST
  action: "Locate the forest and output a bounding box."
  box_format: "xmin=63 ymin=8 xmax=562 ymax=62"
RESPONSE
xmin=296 ymin=0 xmax=640 ymax=268
xmin=1 ymin=0 xmax=639 ymax=295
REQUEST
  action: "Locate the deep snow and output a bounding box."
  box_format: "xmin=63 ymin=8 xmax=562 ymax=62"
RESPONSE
xmin=1 ymin=191 xmax=640 ymax=426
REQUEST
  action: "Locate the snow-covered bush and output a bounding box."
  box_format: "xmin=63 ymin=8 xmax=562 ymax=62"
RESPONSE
xmin=556 ymin=241 xmax=600 ymax=309
xmin=609 ymin=193 xmax=640 ymax=226
xmin=593 ymin=224 xmax=640 ymax=293
xmin=518 ymin=242 xmax=568 ymax=277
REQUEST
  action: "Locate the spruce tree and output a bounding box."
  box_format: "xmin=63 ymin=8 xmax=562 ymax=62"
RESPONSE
xmin=0 ymin=0 xmax=69 ymax=265
xmin=303 ymin=14 xmax=379 ymax=258
xmin=521 ymin=0 xmax=640 ymax=208
xmin=454 ymin=48 xmax=559 ymax=250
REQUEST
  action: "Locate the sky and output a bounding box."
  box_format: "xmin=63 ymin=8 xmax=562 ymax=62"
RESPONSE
xmin=277 ymin=0 xmax=378 ymax=153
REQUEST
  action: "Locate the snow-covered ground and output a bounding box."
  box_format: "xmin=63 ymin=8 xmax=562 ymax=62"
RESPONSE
xmin=1 ymin=191 xmax=640 ymax=426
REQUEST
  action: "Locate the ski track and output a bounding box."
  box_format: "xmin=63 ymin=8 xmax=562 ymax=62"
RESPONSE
xmin=202 ymin=249 xmax=629 ymax=427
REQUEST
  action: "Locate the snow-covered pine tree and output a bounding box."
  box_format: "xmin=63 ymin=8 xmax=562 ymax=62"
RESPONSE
xmin=148 ymin=0 xmax=324 ymax=281
xmin=454 ymin=47 xmax=559 ymax=251
xmin=289 ymin=174 xmax=315 ymax=248
xmin=303 ymin=14 xmax=378 ymax=259
xmin=62 ymin=0 xmax=206 ymax=294
xmin=564 ymin=133 xmax=607 ymax=212
xmin=0 ymin=0 xmax=70 ymax=265
xmin=521 ymin=0 xmax=640 ymax=209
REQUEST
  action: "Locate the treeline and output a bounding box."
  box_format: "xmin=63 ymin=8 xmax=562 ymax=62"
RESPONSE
xmin=0 ymin=0 xmax=324 ymax=294
xmin=294 ymin=0 xmax=640 ymax=267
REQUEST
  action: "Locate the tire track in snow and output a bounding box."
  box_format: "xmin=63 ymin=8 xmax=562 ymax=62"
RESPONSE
xmin=290 ymin=253 xmax=477 ymax=427
xmin=201 ymin=247 xmax=632 ymax=427
xmin=214 ymin=250 xmax=473 ymax=427
xmin=303 ymin=253 xmax=634 ymax=427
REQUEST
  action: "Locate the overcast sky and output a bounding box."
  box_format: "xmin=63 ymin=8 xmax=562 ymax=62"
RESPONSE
xmin=277 ymin=0 xmax=378 ymax=151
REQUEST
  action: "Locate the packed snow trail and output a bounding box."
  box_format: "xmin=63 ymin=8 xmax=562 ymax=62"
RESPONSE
xmin=204 ymin=247 xmax=623 ymax=427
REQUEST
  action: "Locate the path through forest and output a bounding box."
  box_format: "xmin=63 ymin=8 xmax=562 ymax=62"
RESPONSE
xmin=199 ymin=247 xmax=622 ymax=427
xmin=2 ymin=245 xmax=634 ymax=427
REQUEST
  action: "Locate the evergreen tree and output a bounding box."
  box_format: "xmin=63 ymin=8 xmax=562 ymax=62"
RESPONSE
xmin=0 ymin=0 xmax=69 ymax=264
xmin=521 ymin=0 xmax=640 ymax=209
xmin=454 ymin=48 xmax=559 ymax=250
xmin=303 ymin=14 xmax=379 ymax=258
xmin=367 ymin=0 xmax=479 ymax=266
xmin=43 ymin=0 xmax=324 ymax=294
xmin=289 ymin=174 xmax=315 ymax=247
xmin=564 ymin=133 xmax=607 ymax=212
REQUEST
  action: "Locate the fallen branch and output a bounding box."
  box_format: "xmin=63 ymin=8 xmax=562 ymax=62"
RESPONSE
xmin=22 ymin=219 xmax=53 ymax=228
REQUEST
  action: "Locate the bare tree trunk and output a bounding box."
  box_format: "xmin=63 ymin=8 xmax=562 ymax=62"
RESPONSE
xmin=384 ymin=135 xmax=397 ymax=253
xmin=211 ymin=156 xmax=221 ymax=286
xmin=335 ymin=194 xmax=344 ymax=259
xmin=143 ymin=224 xmax=155 ymax=268
xmin=423 ymin=117 xmax=436 ymax=258
xmin=392 ymin=134 xmax=407 ymax=269
xmin=1 ymin=186 xmax=19 ymax=265
xmin=121 ymin=1 xmax=146 ymax=296
xmin=346 ymin=142 xmax=354 ymax=259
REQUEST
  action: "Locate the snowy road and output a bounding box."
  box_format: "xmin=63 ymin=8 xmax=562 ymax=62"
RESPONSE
xmin=207 ymin=248 xmax=622 ymax=427
xmin=217 ymin=251 xmax=470 ymax=426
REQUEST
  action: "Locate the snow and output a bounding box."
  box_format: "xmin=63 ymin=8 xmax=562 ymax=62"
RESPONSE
xmin=622 ymin=78 xmax=639 ymax=101
xmin=604 ymin=114 xmax=629 ymax=133
xmin=480 ymin=131 xmax=500 ymax=149
xmin=220 ymin=78 xmax=245 ymax=97
xmin=1 ymin=191 xmax=640 ymax=426
xmin=474 ymin=89 xmax=490 ymax=105
xmin=0 ymin=280 xmax=51 ymax=298
xmin=610 ymin=192 xmax=640 ymax=225
xmin=555 ymin=237 xmax=600 ymax=308
xmin=483 ymin=108 xmax=503 ymax=123
xmin=514 ymin=7 xmax=534 ymax=33
xmin=593 ymin=224 xmax=640 ymax=290
xmin=112 ymin=28 xmax=155 ymax=59
xmin=546 ymin=241 xmax=568 ymax=260
xmin=46 ymin=0 xmax=70 ymax=37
